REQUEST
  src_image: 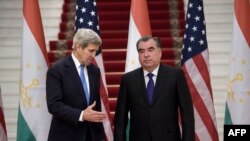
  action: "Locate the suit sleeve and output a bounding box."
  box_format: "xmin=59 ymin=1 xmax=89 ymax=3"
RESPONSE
xmin=114 ymin=75 xmax=129 ymax=141
xmin=177 ymin=69 xmax=195 ymax=141
xmin=46 ymin=67 xmax=82 ymax=125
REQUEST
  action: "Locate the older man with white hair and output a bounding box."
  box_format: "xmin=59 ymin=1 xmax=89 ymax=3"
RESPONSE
xmin=46 ymin=28 xmax=106 ymax=141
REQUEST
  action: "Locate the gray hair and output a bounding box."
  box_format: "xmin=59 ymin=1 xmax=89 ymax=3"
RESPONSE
xmin=72 ymin=28 xmax=102 ymax=49
xmin=136 ymin=35 xmax=162 ymax=51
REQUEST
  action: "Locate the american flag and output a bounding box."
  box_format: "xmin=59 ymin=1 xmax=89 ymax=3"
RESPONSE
xmin=75 ymin=0 xmax=113 ymax=140
xmin=181 ymin=0 xmax=219 ymax=141
xmin=75 ymin=0 xmax=99 ymax=33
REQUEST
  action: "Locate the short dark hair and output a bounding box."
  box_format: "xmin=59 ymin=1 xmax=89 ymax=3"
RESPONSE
xmin=136 ymin=35 xmax=162 ymax=51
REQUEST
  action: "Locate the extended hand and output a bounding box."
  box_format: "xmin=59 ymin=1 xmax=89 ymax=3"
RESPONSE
xmin=82 ymin=101 xmax=106 ymax=122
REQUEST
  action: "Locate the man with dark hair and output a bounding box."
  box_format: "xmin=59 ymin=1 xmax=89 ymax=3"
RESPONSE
xmin=114 ymin=35 xmax=195 ymax=141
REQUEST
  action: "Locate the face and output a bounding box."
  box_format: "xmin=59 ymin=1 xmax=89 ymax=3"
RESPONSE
xmin=74 ymin=43 xmax=99 ymax=65
xmin=138 ymin=38 xmax=162 ymax=72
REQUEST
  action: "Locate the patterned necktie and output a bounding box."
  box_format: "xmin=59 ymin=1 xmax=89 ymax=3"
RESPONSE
xmin=147 ymin=73 xmax=154 ymax=104
xmin=80 ymin=65 xmax=89 ymax=105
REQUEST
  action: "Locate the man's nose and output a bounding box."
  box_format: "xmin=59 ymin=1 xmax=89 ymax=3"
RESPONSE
xmin=91 ymin=52 xmax=96 ymax=58
xmin=144 ymin=51 xmax=149 ymax=57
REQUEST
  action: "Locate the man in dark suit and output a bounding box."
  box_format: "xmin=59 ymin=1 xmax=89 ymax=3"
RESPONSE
xmin=46 ymin=28 xmax=106 ymax=141
xmin=114 ymin=36 xmax=195 ymax=141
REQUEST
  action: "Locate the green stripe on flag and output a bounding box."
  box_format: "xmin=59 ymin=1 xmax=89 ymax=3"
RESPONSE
xmin=224 ymin=102 xmax=233 ymax=125
xmin=17 ymin=107 xmax=36 ymax=141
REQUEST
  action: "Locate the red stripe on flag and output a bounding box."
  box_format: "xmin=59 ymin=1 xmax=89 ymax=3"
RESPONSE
xmin=99 ymin=73 xmax=113 ymax=125
xmin=0 ymin=107 xmax=7 ymax=134
xmin=131 ymin=0 xmax=151 ymax=36
xmin=182 ymin=61 xmax=218 ymax=141
xmin=192 ymin=52 xmax=213 ymax=99
xmin=195 ymin=133 xmax=200 ymax=141
xmin=23 ymin=0 xmax=48 ymax=65
xmin=0 ymin=88 xmax=7 ymax=140
xmin=234 ymin=0 xmax=250 ymax=47
xmin=100 ymin=77 xmax=114 ymax=140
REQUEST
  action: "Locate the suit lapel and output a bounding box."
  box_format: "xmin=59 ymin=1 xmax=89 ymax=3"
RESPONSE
xmin=87 ymin=65 xmax=95 ymax=104
xmin=135 ymin=68 xmax=149 ymax=105
xmin=64 ymin=56 xmax=87 ymax=104
xmin=151 ymin=65 xmax=169 ymax=106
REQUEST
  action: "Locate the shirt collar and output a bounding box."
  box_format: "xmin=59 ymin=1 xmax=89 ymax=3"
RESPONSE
xmin=71 ymin=52 xmax=81 ymax=69
xmin=143 ymin=65 xmax=160 ymax=77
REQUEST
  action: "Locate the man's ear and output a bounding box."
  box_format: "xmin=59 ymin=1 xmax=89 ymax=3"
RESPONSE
xmin=159 ymin=49 xmax=162 ymax=59
xmin=75 ymin=44 xmax=81 ymax=50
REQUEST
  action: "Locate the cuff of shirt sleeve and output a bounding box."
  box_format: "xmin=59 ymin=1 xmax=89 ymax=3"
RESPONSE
xmin=79 ymin=110 xmax=84 ymax=122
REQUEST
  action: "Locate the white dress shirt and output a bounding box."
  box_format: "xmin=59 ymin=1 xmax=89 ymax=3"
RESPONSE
xmin=71 ymin=53 xmax=90 ymax=122
xmin=143 ymin=65 xmax=160 ymax=87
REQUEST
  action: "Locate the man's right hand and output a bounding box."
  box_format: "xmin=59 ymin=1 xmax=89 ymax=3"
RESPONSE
xmin=82 ymin=101 xmax=106 ymax=122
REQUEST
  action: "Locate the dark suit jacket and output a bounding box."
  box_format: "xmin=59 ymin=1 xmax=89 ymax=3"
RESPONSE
xmin=114 ymin=64 xmax=194 ymax=141
xmin=46 ymin=56 xmax=104 ymax=141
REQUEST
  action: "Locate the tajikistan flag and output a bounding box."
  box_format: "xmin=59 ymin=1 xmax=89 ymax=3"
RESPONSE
xmin=224 ymin=0 xmax=250 ymax=125
xmin=17 ymin=0 xmax=52 ymax=141
xmin=125 ymin=0 xmax=151 ymax=140
xmin=125 ymin=0 xmax=152 ymax=72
